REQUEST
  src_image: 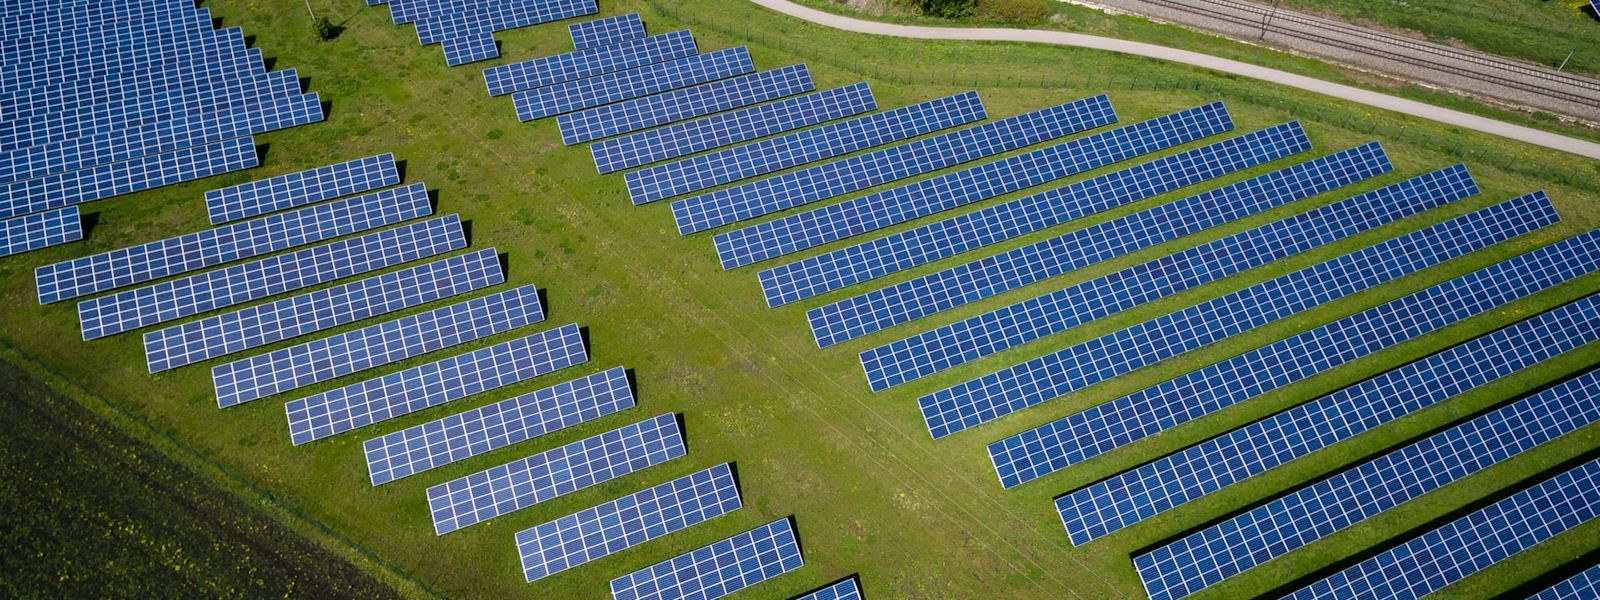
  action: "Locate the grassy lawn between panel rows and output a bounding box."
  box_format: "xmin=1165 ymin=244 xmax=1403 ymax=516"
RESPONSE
xmin=3 ymin=0 xmax=1600 ymax=598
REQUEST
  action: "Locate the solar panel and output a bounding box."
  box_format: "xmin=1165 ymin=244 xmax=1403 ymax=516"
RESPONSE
xmin=855 ymin=143 xmax=1402 ymax=385
xmin=205 ymin=153 xmax=400 ymax=224
xmin=36 ymin=182 xmax=430 ymax=304
xmin=713 ymin=101 xmax=1236 ymax=270
xmin=413 ymin=0 xmax=596 ymax=46
xmin=638 ymin=90 xmax=984 ymax=207
xmin=483 ymin=30 xmax=697 ymax=97
xmin=364 ymin=366 xmax=634 ymax=485
xmin=0 ymin=206 xmax=80 ymax=258
xmin=285 ymin=322 xmax=587 ymax=445
xmin=795 ymin=579 xmax=863 ymax=600
xmin=2 ymin=1 xmax=198 ymax=40
xmin=3 ymin=4 xmax=208 ymax=49
xmin=78 ymin=215 xmax=465 ymax=341
xmin=517 ymin=462 xmax=741 ymax=582
xmin=143 ymin=248 xmax=502 ymax=373
xmin=1533 ymin=565 xmax=1600 ymax=600
xmin=427 ymin=412 xmax=683 ymax=535
xmin=512 ymin=46 xmax=752 ymax=121
xmin=1280 ymin=457 xmax=1600 ymax=600
xmin=610 ymin=518 xmax=804 ymax=600
xmin=3 ymin=9 xmax=217 ymax=72
xmin=673 ymin=93 xmax=1121 ymax=234
xmin=990 ymin=217 xmax=1600 ymax=489
xmin=1131 ymin=307 xmax=1600 ymax=600
xmin=569 ymin=13 xmax=644 ymax=50
xmin=441 ymin=30 xmax=498 ymax=67
xmin=592 ymin=82 xmax=876 ymax=175
xmin=0 ymin=135 xmax=259 ymax=220
xmin=5 ymin=31 xmax=258 ymax=120
xmin=559 ymin=63 xmax=815 ymax=146
xmin=775 ymin=121 xmax=1329 ymax=314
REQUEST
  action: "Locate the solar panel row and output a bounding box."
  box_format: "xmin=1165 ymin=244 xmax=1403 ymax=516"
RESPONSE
xmin=414 ymin=0 xmax=596 ymax=46
xmin=1533 ymin=565 xmax=1600 ymax=600
xmin=713 ymin=101 xmax=1236 ymax=270
xmin=559 ymin=63 xmax=815 ymax=146
xmin=483 ymin=30 xmax=697 ymax=97
xmin=441 ymin=31 xmax=499 ymax=67
xmin=990 ymin=215 xmax=1600 ymax=490
xmin=4 ymin=20 xmax=232 ymax=88
xmin=204 ymin=153 xmax=400 ymax=224
xmin=0 ymin=135 xmax=260 ymax=220
xmin=6 ymin=41 xmax=261 ymax=123
xmin=364 ymin=366 xmax=634 ymax=485
xmin=795 ymin=579 xmax=864 ymax=600
xmin=569 ymin=13 xmax=645 ymax=50
xmin=609 ymin=517 xmax=804 ymax=600
xmin=513 ymin=47 xmax=754 ymax=122
xmin=0 ymin=206 xmax=80 ymax=258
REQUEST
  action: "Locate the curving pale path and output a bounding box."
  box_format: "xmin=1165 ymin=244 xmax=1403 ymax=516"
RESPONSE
xmin=750 ymin=0 xmax=1600 ymax=160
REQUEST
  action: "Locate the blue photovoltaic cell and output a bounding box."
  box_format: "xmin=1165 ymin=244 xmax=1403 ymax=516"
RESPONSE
xmin=779 ymin=121 xmax=1324 ymax=316
xmin=714 ymin=101 xmax=1235 ymax=270
xmin=413 ymin=0 xmax=596 ymax=46
xmin=4 ymin=49 xmax=266 ymax=132
xmin=483 ymin=30 xmax=697 ymax=97
xmin=1532 ymin=565 xmax=1600 ymax=600
xmin=559 ymin=64 xmax=815 ymax=146
xmin=0 ymin=206 xmax=80 ymax=258
xmin=1281 ymin=457 xmax=1600 ymax=600
xmin=795 ymin=579 xmax=863 ymax=600
xmin=0 ymin=136 xmax=260 ymax=220
xmin=285 ymin=323 xmax=587 ymax=445
xmin=442 ymin=31 xmax=498 ymax=67
xmin=610 ymin=518 xmax=804 ymax=600
xmin=991 ymin=215 xmax=1600 ymax=489
xmin=569 ymin=13 xmax=644 ymax=50
xmin=214 ymin=284 xmax=545 ymax=408
xmin=3 ymin=5 xmax=209 ymax=50
xmin=674 ymin=94 xmax=1120 ymax=234
xmin=857 ymin=142 xmax=1399 ymax=387
xmin=1130 ymin=304 xmax=1600 ymax=600
xmin=512 ymin=47 xmax=753 ymax=121
xmin=78 ymin=215 xmax=465 ymax=340
xmin=205 ymin=153 xmax=400 ymax=224
xmin=592 ymin=82 xmax=876 ymax=174
xmin=36 ymin=182 xmax=430 ymax=304
xmin=427 ymin=413 xmax=683 ymax=535
xmin=364 ymin=366 xmax=634 ymax=485
xmin=635 ymin=90 xmax=986 ymax=206
xmin=4 ymin=20 xmax=234 ymax=94
xmin=517 ymin=463 xmax=741 ymax=582
xmin=143 ymin=249 xmax=502 ymax=373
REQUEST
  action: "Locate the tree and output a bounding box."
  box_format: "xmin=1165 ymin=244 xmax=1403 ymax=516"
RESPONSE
xmin=313 ymin=16 xmax=337 ymax=41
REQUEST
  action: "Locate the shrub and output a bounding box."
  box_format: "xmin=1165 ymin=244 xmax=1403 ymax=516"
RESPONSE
xmin=915 ymin=0 xmax=976 ymax=19
xmin=974 ymin=0 xmax=1052 ymax=24
xmin=313 ymin=16 xmax=336 ymax=41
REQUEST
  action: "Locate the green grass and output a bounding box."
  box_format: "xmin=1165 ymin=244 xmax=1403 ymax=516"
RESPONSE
xmin=4 ymin=0 xmax=1600 ymax=598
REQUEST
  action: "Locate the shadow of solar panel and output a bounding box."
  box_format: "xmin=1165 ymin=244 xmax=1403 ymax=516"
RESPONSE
xmin=205 ymin=153 xmax=400 ymax=225
xmin=427 ymin=412 xmax=682 ymax=535
xmin=610 ymin=518 xmax=803 ymax=600
xmin=568 ymin=13 xmax=644 ymax=50
xmin=285 ymin=322 xmax=587 ymax=445
xmin=364 ymin=366 xmax=634 ymax=485
xmin=513 ymin=46 xmax=752 ymax=121
xmin=78 ymin=215 xmax=465 ymax=340
xmin=1532 ymin=565 xmax=1600 ymax=600
xmin=1131 ymin=300 xmax=1600 ymax=600
xmin=415 ymin=0 xmax=596 ymax=46
xmin=518 ymin=462 xmax=740 ymax=582
xmin=559 ymin=63 xmax=814 ymax=146
xmin=992 ymin=213 xmax=1600 ymax=489
xmin=484 ymin=30 xmax=696 ymax=97
xmin=144 ymin=248 xmax=502 ymax=373
xmin=0 ymin=136 xmax=259 ymax=219
xmin=795 ymin=578 xmax=863 ymax=600
xmin=0 ymin=206 xmax=79 ymax=258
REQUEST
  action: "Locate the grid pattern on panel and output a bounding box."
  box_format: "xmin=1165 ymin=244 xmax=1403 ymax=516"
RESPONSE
xmin=635 ymin=90 xmax=985 ymax=206
xmin=609 ymin=518 xmax=804 ymax=600
xmin=593 ymin=82 xmax=876 ymax=174
xmin=364 ymin=367 xmax=634 ymax=485
xmin=674 ymin=94 xmax=1118 ymax=234
xmin=1133 ymin=326 xmax=1600 ymax=600
xmin=517 ymin=463 xmax=741 ymax=582
xmin=922 ymin=185 xmax=1546 ymax=440
xmin=2 ymin=4 xmax=210 ymax=53
xmin=4 ymin=23 xmax=238 ymax=101
xmin=78 ymin=215 xmax=465 ymax=340
xmin=3 ymin=50 xmax=266 ymax=137
xmin=0 ymin=136 xmax=259 ymax=220
xmin=285 ymin=323 xmax=587 ymax=445
xmin=441 ymin=31 xmax=498 ymax=67
xmin=511 ymin=47 xmax=753 ymax=121
xmin=214 ymin=284 xmax=544 ymax=408
xmin=559 ymin=64 xmax=813 ymax=146
xmin=770 ymin=123 xmax=1329 ymax=311
xmin=144 ymin=249 xmax=502 ymax=374
xmin=795 ymin=579 xmax=863 ymax=600
xmin=569 ymin=13 xmax=645 ymax=50
xmin=1281 ymin=458 xmax=1600 ymax=600
xmin=856 ymin=143 xmax=1401 ymax=387
xmin=989 ymin=218 xmax=1600 ymax=489
xmin=427 ymin=413 xmax=683 ymax=535
xmin=414 ymin=0 xmax=596 ymax=46
xmin=713 ymin=101 xmax=1234 ymax=270
xmin=0 ymin=206 xmax=79 ymax=258
xmin=1532 ymin=565 xmax=1600 ymax=600
xmin=205 ymin=153 xmax=399 ymax=224
xmin=36 ymin=183 xmax=430 ymax=304
xmin=484 ymin=30 xmax=696 ymax=97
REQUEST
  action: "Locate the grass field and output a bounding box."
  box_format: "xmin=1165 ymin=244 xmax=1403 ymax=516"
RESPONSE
xmin=4 ymin=0 xmax=1600 ymax=598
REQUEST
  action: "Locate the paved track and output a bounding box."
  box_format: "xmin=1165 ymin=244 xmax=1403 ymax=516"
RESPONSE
xmin=750 ymin=0 xmax=1600 ymax=160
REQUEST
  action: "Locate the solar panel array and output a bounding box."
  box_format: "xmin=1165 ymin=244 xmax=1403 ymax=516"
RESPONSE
xmin=483 ymin=30 xmax=698 ymax=98
xmin=428 ymin=413 xmax=684 ymax=535
xmin=713 ymin=101 xmax=1236 ymax=270
xmin=513 ymin=47 xmax=754 ymax=122
xmin=559 ymin=64 xmax=816 ymax=146
xmin=204 ymin=153 xmax=400 ymax=224
xmin=922 ymin=170 xmax=1516 ymax=440
xmin=517 ymin=462 xmax=742 ymax=582
xmin=609 ymin=518 xmax=804 ymax=600
xmin=1533 ymin=565 xmax=1600 ymax=600
xmin=364 ymin=366 xmax=634 ymax=485
xmin=796 ymin=579 xmax=864 ymax=600
xmin=1281 ymin=457 xmax=1600 ymax=600
xmin=1 ymin=136 xmax=261 ymax=220
xmin=990 ymin=215 xmax=1600 ymax=490
xmin=570 ymin=13 xmax=645 ymax=50
xmin=378 ymin=0 xmax=598 ymax=66
xmin=0 ymin=206 xmax=80 ymax=258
